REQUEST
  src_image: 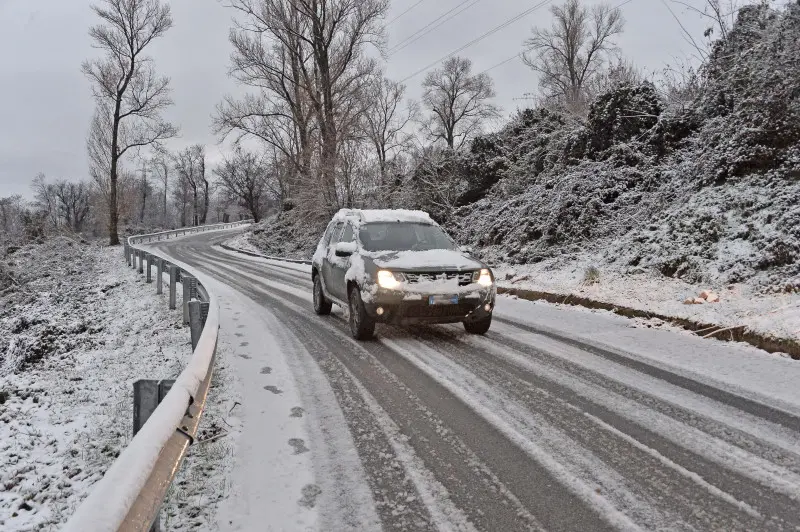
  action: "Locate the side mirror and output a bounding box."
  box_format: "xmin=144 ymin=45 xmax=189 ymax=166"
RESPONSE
xmin=459 ymin=245 xmax=474 ymax=255
xmin=335 ymin=241 xmax=357 ymax=257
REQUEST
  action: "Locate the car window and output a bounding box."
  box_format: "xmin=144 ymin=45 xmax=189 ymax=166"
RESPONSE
xmin=359 ymin=222 xmax=456 ymax=252
xmin=321 ymin=222 xmax=337 ymax=247
xmin=328 ymin=222 xmax=345 ymax=246
xmin=340 ymin=223 xmax=355 ymax=243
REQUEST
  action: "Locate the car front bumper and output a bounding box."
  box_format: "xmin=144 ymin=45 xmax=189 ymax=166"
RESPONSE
xmin=362 ymin=285 xmax=496 ymax=325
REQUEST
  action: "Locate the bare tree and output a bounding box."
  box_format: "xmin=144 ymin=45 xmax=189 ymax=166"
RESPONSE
xmin=173 ymin=145 xmax=209 ymax=226
xmin=585 ymin=58 xmax=643 ymax=101
xmin=656 ymin=59 xmax=703 ymax=113
xmin=523 ymin=0 xmax=624 ymax=113
xmin=364 ymin=77 xmax=418 ymax=187
xmin=0 ymin=195 xmax=27 ymax=245
xmin=214 ymin=147 xmax=269 ymax=222
xmin=421 ymin=57 xmax=499 ymax=150
xmin=216 ymin=0 xmax=316 ymax=204
xmin=218 ymin=0 xmax=388 ymax=215
xmin=53 ymin=181 xmax=92 ymax=232
xmin=412 ymin=148 xmax=465 ymax=220
xmin=82 ymin=0 xmax=178 ymax=245
xmin=138 ymin=159 xmax=149 ymax=223
xmin=150 ymin=152 xmax=170 ymax=226
xmin=32 ymin=173 xmax=59 ymax=228
xmin=31 ymin=175 xmax=92 ymax=232
xmin=171 ymin=167 xmax=191 ymax=227
xmin=293 ymin=0 xmax=388 ymax=211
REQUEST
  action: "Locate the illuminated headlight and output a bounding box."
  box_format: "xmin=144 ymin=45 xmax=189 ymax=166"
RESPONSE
xmin=476 ymin=268 xmax=493 ymax=287
xmin=377 ymin=270 xmax=402 ymax=289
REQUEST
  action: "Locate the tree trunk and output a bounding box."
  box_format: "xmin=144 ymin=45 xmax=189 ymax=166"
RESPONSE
xmin=201 ymin=182 xmax=209 ymax=224
xmin=109 ymin=158 xmax=120 ymax=245
xmin=192 ymin=189 xmax=198 ymax=226
xmin=140 ymin=173 xmax=147 ymax=224
xmin=108 ymin=99 xmax=123 ymax=245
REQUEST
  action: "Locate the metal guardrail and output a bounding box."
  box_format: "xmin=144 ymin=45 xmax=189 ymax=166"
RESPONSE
xmin=63 ymin=221 xmax=251 ymax=532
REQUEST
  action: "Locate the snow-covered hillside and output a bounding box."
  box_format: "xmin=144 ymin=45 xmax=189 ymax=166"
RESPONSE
xmin=448 ymin=4 xmax=799 ymax=292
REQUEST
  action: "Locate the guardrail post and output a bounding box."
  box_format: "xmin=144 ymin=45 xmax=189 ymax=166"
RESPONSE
xmin=189 ymin=276 xmax=198 ymax=300
xmin=145 ymin=254 xmax=152 ymax=283
xmin=182 ymin=273 xmax=193 ymax=324
xmin=188 ymin=301 xmax=202 ymax=349
xmin=137 ymin=250 xmax=144 ymax=274
xmin=200 ymin=302 xmax=210 ymax=328
xmin=169 ymin=266 xmax=177 ymax=310
xmin=133 ymin=379 xmax=174 ymax=532
xmin=156 ymin=258 xmax=163 ymax=295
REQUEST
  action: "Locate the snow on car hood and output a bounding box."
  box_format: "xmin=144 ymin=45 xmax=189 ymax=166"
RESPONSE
xmin=369 ymin=249 xmax=482 ymax=270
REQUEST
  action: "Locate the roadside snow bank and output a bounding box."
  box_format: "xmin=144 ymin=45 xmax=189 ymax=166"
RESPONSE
xmin=495 ymin=254 xmax=799 ymax=353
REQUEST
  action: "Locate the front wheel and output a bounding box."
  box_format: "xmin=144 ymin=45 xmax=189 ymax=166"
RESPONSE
xmin=313 ymin=275 xmax=332 ymax=315
xmin=464 ymin=314 xmax=492 ymax=335
xmin=348 ymin=284 xmax=376 ymax=340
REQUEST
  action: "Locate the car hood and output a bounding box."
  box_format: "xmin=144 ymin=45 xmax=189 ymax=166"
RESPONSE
xmin=367 ymin=249 xmax=483 ymax=271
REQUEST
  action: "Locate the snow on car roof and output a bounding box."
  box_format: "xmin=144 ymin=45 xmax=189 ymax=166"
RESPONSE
xmin=333 ymin=209 xmax=434 ymax=225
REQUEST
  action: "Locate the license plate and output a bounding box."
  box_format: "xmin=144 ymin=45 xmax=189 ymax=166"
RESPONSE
xmin=429 ymin=294 xmax=459 ymax=305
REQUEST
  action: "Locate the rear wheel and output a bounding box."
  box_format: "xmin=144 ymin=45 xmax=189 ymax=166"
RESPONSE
xmin=313 ymin=275 xmax=332 ymax=315
xmin=348 ymin=284 xmax=376 ymax=340
xmin=464 ymin=314 xmax=492 ymax=335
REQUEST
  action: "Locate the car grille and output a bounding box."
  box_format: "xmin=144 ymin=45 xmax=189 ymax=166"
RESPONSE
xmin=403 ymin=303 xmax=476 ymax=318
xmin=404 ymin=271 xmax=474 ymax=286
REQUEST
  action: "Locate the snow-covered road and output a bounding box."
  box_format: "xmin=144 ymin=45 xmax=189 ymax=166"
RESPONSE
xmin=149 ymin=230 xmax=800 ymax=532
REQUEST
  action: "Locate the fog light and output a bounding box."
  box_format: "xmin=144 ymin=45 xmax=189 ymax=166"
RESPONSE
xmin=484 ymin=304 xmax=492 ymax=312
xmin=376 ymin=307 xmax=385 ymax=316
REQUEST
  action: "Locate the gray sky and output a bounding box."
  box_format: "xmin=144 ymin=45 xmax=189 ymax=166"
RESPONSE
xmin=0 ymin=0 xmax=710 ymax=199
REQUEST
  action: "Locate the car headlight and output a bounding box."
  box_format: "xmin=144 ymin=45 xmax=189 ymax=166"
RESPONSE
xmin=476 ymin=268 xmax=493 ymax=287
xmin=377 ymin=270 xmax=402 ymax=289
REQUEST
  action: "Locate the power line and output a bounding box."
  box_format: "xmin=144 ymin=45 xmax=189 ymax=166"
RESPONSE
xmin=478 ymin=53 xmax=523 ymax=76
xmin=389 ymin=0 xmax=478 ymax=55
xmin=390 ymin=0 xmax=482 ymax=56
xmin=399 ymin=0 xmax=554 ymax=83
xmin=387 ymin=0 xmax=426 ymax=26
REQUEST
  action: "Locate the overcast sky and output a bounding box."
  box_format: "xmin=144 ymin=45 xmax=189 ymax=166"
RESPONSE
xmin=0 ymin=0 xmax=711 ymax=199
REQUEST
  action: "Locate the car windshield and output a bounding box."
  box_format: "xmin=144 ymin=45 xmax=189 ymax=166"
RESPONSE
xmin=359 ymin=222 xmax=456 ymax=252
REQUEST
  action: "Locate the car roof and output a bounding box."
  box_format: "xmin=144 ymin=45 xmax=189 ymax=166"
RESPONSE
xmin=332 ymin=209 xmax=435 ymax=225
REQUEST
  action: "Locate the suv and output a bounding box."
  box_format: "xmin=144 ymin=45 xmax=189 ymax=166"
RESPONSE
xmin=311 ymin=209 xmax=496 ymax=340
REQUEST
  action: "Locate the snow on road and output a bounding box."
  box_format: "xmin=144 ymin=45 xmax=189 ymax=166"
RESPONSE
xmin=197 ymin=276 xmax=381 ymax=531
xmin=149 ymin=231 xmax=800 ymax=531
xmin=494 ymin=297 xmax=800 ymax=413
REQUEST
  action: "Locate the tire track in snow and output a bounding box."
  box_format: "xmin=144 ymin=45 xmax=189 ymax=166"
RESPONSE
xmin=494 ymin=316 xmax=800 ymax=430
xmin=458 ymin=329 xmax=800 ymax=525
xmin=387 ymin=326 xmax=772 ymax=530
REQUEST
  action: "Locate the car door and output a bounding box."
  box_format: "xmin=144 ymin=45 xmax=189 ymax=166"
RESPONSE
xmin=321 ymin=222 xmax=344 ymax=299
xmin=330 ymin=222 xmax=356 ymax=301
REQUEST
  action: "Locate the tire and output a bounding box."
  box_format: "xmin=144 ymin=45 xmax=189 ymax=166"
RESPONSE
xmin=464 ymin=314 xmax=492 ymax=335
xmin=313 ymin=274 xmax=332 ymax=315
xmin=348 ymin=284 xmax=376 ymax=340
